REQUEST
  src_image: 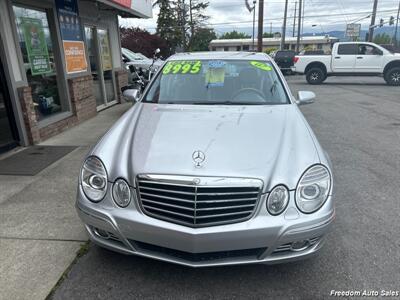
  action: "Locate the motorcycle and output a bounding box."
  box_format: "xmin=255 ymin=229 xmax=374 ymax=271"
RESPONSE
xmin=123 ymin=49 xmax=162 ymax=104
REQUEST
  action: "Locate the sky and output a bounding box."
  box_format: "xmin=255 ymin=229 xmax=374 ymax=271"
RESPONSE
xmin=119 ymin=0 xmax=400 ymax=36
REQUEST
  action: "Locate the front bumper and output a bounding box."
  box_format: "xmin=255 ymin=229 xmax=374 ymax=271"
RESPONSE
xmin=76 ymin=185 xmax=334 ymax=267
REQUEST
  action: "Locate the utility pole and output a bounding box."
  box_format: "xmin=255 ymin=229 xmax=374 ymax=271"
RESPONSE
xmin=253 ymin=0 xmax=257 ymax=51
xmin=293 ymin=1 xmax=297 ymax=37
xmin=257 ymin=0 xmax=264 ymax=52
xmin=301 ymin=0 xmax=305 ymax=37
xmin=280 ymin=0 xmax=289 ymax=50
xmin=394 ymin=0 xmax=400 ymax=47
xmin=178 ymin=0 xmax=186 ymax=51
xmin=296 ymin=0 xmax=302 ymax=53
xmin=368 ymin=0 xmax=378 ymax=42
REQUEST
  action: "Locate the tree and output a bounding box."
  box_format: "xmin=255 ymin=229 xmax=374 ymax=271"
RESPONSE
xmin=155 ymin=0 xmax=179 ymax=55
xmin=120 ymin=27 xmax=168 ymax=58
xmin=176 ymin=0 xmax=210 ymax=50
xmin=190 ymin=28 xmax=216 ymax=51
xmin=263 ymin=32 xmax=274 ymax=38
xmin=219 ymin=30 xmax=251 ymax=39
xmin=373 ymin=33 xmax=391 ymax=44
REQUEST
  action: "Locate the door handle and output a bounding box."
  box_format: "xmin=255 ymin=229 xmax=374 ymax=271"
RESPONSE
xmin=334 ymin=57 xmax=341 ymax=59
xmin=357 ymin=57 xmax=363 ymax=59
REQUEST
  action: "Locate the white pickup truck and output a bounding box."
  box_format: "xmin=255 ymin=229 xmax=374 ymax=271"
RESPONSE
xmin=292 ymin=42 xmax=400 ymax=86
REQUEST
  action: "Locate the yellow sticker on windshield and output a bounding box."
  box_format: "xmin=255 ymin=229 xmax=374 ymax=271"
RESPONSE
xmin=163 ymin=60 xmax=202 ymax=75
xmin=250 ymin=61 xmax=273 ymax=71
xmin=205 ymin=61 xmax=225 ymax=87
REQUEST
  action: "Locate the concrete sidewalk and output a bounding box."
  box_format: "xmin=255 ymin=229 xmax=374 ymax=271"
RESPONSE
xmin=0 ymin=103 xmax=131 ymax=300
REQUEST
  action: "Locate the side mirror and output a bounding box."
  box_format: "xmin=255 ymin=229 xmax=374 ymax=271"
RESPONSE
xmin=122 ymin=57 xmax=129 ymax=63
xmin=296 ymin=91 xmax=315 ymax=105
xmin=374 ymin=49 xmax=383 ymax=55
xmin=122 ymin=88 xmax=141 ymax=103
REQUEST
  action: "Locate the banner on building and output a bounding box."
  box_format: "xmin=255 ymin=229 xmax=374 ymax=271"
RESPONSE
xmin=21 ymin=17 xmax=52 ymax=76
xmin=111 ymin=0 xmax=132 ymax=8
xmin=56 ymin=0 xmax=88 ymax=74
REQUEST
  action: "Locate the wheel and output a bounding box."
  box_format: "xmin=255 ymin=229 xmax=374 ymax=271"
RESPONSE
xmin=306 ymin=68 xmax=325 ymax=85
xmin=384 ymin=67 xmax=400 ymax=86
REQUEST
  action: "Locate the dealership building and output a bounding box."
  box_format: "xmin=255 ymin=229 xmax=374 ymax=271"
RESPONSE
xmin=0 ymin=0 xmax=152 ymax=153
xmin=209 ymin=35 xmax=340 ymax=52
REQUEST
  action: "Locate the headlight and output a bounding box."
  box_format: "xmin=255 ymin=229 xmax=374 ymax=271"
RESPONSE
xmin=296 ymin=165 xmax=331 ymax=213
xmin=112 ymin=179 xmax=131 ymax=208
xmin=81 ymin=156 xmax=108 ymax=202
xmin=267 ymin=185 xmax=289 ymax=215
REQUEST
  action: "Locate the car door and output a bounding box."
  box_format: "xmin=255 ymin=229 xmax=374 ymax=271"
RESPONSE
xmin=332 ymin=44 xmax=357 ymax=73
xmin=355 ymin=44 xmax=384 ymax=73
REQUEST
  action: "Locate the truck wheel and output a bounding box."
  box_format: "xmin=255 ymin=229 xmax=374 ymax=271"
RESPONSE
xmin=384 ymin=67 xmax=400 ymax=86
xmin=306 ymin=68 xmax=325 ymax=85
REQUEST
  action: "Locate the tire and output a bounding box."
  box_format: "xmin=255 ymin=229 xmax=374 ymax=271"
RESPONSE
xmin=384 ymin=67 xmax=400 ymax=86
xmin=306 ymin=68 xmax=325 ymax=85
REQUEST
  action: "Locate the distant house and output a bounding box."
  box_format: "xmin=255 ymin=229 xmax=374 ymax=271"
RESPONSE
xmin=209 ymin=35 xmax=340 ymax=53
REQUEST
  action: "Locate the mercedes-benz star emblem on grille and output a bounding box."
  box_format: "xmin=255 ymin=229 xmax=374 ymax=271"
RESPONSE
xmin=192 ymin=150 xmax=206 ymax=167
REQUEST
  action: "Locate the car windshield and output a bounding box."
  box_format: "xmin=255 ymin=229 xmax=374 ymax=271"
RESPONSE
xmin=122 ymin=48 xmax=144 ymax=61
xmin=144 ymin=59 xmax=290 ymax=105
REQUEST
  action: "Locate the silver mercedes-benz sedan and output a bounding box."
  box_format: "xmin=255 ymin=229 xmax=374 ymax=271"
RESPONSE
xmin=76 ymin=52 xmax=335 ymax=267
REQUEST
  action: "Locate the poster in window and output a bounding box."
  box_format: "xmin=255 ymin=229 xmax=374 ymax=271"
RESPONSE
xmin=99 ymin=31 xmax=113 ymax=71
xmin=56 ymin=0 xmax=88 ymax=74
xmin=21 ymin=17 xmax=52 ymax=76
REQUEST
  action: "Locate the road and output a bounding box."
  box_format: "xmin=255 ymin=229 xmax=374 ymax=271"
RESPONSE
xmin=51 ymin=76 xmax=400 ymax=300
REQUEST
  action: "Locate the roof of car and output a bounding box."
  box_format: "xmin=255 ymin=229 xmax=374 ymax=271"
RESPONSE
xmin=168 ymin=51 xmax=271 ymax=61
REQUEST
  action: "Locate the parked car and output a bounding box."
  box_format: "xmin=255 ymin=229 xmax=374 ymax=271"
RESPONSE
xmin=77 ymin=52 xmax=335 ymax=267
xmin=273 ymin=50 xmax=296 ymax=74
xmin=292 ymin=42 xmax=400 ymax=85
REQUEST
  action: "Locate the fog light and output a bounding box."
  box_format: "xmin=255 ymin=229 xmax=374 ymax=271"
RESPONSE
xmin=290 ymin=240 xmax=310 ymax=252
xmin=94 ymin=228 xmax=110 ymax=239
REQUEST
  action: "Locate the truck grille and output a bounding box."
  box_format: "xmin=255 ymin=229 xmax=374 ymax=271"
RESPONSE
xmin=136 ymin=175 xmax=262 ymax=228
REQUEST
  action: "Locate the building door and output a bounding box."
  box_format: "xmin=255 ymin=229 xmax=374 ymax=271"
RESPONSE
xmin=84 ymin=26 xmax=116 ymax=110
xmin=0 ymin=57 xmax=19 ymax=153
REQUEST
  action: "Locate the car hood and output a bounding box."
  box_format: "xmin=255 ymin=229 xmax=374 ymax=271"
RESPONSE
xmin=93 ymin=103 xmax=322 ymax=192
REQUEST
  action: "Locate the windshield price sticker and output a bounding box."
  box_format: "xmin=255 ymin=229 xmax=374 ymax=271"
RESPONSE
xmin=205 ymin=61 xmax=226 ymax=87
xmin=163 ymin=61 xmax=202 ymax=75
xmin=250 ymin=61 xmax=273 ymax=71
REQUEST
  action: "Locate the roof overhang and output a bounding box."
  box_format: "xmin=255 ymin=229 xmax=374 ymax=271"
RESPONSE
xmin=94 ymin=0 xmax=152 ymax=18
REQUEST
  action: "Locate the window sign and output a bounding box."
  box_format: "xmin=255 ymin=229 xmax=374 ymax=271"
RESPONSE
xmin=98 ymin=31 xmax=112 ymax=71
xmin=21 ymin=17 xmax=51 ymax=75
xmin=56 ymin=0 xmax=88 ymax=74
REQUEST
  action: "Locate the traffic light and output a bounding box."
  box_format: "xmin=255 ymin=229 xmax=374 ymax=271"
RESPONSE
xmin=389 ymin=16 xmax=394 ymax=26
xmin=379 ymin=18 xmax=384 ymax=27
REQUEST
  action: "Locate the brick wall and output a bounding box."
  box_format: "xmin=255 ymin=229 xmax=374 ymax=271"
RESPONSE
xmin=17 ymin=86 xmax=40 ymax=144
xmin=68 ymin=75 xmax=97 ymax=122
xmin=115 ymin=70 xmax=129 ymax=103
xmin=17 ymin=75 xmax=98 ymax=144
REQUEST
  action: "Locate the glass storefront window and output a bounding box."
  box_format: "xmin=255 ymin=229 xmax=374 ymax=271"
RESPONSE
xmin=97 ymin=29 xmax=115 ymax=103
xmin=84 ymin=26 xmax=116 ymax=108
xmin=84 ymin=26 xmax=103 ymax=106
xmin=13 ymin=5 xmax=67 ymax=121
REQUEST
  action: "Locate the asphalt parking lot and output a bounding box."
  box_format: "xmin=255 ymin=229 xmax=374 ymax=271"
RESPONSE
xmin=51 ymin=76 xmax=400 ymax=300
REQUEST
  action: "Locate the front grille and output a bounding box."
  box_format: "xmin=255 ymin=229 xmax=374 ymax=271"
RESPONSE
xmin=136 ymin=175 xmax=262 ymax=227
xmin=131 ymin=240 xmax=266 ymax=263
